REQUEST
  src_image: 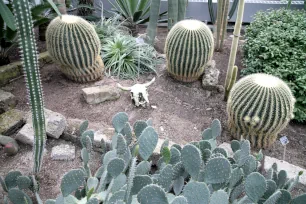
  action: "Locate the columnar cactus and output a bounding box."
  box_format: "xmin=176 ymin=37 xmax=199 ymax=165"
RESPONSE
xmin=165 ymin=19 xmax=214 ymax=82
xmin=46 ymin=15 xmax=104 ymax=82
xmin=227 ymin=73 xmax=295 ymax=148
xmin=12 ymin=0 xmax=46 ymax=173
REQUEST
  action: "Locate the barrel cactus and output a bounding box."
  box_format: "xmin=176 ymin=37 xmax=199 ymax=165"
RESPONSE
xmin=46 ymin=15 xmax=104 ymax=82
xmin=165 ymin=19 xmax=214 ymax=82
xmin=227 ymin=73 xmax=295 ymax=148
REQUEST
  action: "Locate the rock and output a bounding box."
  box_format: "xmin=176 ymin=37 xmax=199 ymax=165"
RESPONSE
xmin=202 ymin=60 xmax=221 ymax=91
xmin=0 ymin=89 xmax=17 ymax=114
xmin=62 ymin=118 xmax=84 ymax=144
xmin=82 ymin=85 xmax=120 ymax=105
xmin=27 ymin=109 xmax=67 ymax=139
xmin=16 ymin=123 xmax=34 ymax=145
xmin=51 ymin=144 xmax=75 ymax=161
xmin=0 ymin=135 xmax=19 ymax=156
xmin=16 ymin=109 xmax=67 ymax=145
xmin=0 ymin=109 xmax=25 ymax=135
xmin=93 ymin=129 xmax=111 ymax=148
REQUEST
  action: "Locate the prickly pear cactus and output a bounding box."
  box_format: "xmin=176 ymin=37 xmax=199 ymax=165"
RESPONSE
xmin=165 ymin=19 xmax=214 ymax=82
xmin=46 ymin=15 xmax=104 ymax=82
xmin=227 ymin=73 xmax=295 ymax=148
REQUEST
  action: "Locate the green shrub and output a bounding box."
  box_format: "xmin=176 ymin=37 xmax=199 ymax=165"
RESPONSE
xmin=242 ymin=8 xmax=306 ymax=122
xmin=101 ymin=34 xmax=158 ymax=79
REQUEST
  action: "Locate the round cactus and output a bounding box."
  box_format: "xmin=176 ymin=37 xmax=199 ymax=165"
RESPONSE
xmin=164 ymin=19 xmax=214 ymax=82
xmin=46 ymin=15 xmax=104 ymax=82
xmin=227 ymin=73 xmax=295 ymax=149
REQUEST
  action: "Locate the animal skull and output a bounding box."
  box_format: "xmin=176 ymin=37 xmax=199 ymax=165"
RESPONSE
xmin=117 ymin=78 xmax=155 ymax=107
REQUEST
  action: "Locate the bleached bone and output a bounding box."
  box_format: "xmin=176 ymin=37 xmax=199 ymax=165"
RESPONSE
xmin=117 ymin=78 xmax=155 ymax=107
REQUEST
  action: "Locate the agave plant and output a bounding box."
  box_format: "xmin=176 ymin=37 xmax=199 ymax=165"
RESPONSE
xmin=107 ymin=0 xmax=167 ymax=35
xmin=101 ymin=34 xmax=157 ymax=79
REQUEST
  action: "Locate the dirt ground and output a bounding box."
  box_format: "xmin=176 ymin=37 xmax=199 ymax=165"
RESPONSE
xmin=1 ymin=27 xmax=306 ymax=201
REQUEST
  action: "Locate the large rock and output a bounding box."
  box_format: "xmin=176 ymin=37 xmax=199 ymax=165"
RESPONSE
xmin=26 ymin=109 xmax=67 ymax=139
xmin=0 ymin=109 xmax=25 ymax=135
xmin=51 ymin=144 xmax=75 ymax=161
xmin=0 ymin=90 xmax=17 ymax=114
xmin=16 ymin=109 xmax=67 ymax=145
xmin=202 ymin=60 xmax=223 ymax=92
xmin=0 ymin=135 xmax=19 ymax=156
xmin=62 ymin=118 xmax=84 ymax=144
xmin=82 ymin=85 xmax=120 ymax=104
xmin=94 ymin=129 xmax=112 ymax=148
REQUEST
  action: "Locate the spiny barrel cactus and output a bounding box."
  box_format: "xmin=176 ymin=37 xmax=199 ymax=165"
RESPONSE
xmin=46 ymin=15 xmax=104 ymax=82
xmin=227 ymin=73 xmax=295 ymax=148
xmin=165 ymin=19 xmax=214 ymax=82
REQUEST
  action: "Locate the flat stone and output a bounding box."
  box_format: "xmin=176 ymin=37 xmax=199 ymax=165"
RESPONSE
xmin=82 ymin=85 xmax=120 ymax=104
xmin=219 ymin=142 xmax=306 ymax=185
xmin=16 ymin=123 xmax=34 ymax=145
xmin=0 ymin=90 xmax=17 ymax=114
xmin=27 ymin=109 xmax=67 ymax=139
xmin=0 ymin=109 xmax=25 ymax=135
xmin=51 ymin=144 xmax=75 ymax=161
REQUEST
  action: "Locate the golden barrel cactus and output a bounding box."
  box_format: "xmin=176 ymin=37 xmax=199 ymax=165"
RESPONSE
xmin=165 ymin=19 xmax=214 ymax=82
xmin=227 ymin=73 xmax=295 ymax=148
xmin=46 ymin=15 xmax=104 ymax=82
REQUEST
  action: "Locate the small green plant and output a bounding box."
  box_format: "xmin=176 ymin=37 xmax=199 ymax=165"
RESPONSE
xmin=227 ymin=73 xmax=295 ymax=149
xmin=101 ymin=34 xmax=157 ymax=79
xmin=243 ymin=8 xmax=306 ymax=122
xmin=165 ymin=19 xmax=214 ymax=82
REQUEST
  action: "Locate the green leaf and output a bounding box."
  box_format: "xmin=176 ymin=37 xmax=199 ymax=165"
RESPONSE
xmin=46 ymin=0 xmax=62 ymax=17
xmin=0 ymin=0 xmax=16 ymax=31
xmin=162 ymin=147 xmax=171 ymax=164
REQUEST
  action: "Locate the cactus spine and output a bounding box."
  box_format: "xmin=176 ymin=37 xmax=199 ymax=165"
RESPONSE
xmin=227 ymin=73 xmax=295 ymax=148
xmin=165 ymin=19 xmax=214 ymax=82
xmin=224 ymin=0 xmax=245 ymax=101
xmin=46 ymin=15 xmax=104 ymax=82
xmin=168 ymin=0 xmax=188 ymax=30
xmin=12 ymin=0 xmax=46 ymax=173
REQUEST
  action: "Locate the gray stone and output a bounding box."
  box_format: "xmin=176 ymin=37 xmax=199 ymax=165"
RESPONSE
xmin=62 ymin=118 xmax=84 ymax=144
xmin=94 ymin=129 xmax=111 ymax=148
xmin=219 ymin=142 xmax=306 ymax=185
xmin=0 ymin=109 xmax=25 ymax=135
xmin=27 ymin=109 xmax=67 ymax=139
xmin=16 ymin=123 xmax=34 ymax=145
xmin=202 ymin=60 xmax=221 ymax=91
xmin=0 ymin=89 xmax=17 ymax=114
xmin=51 ymin=144 xmax=75 ymax=161
xmin=0 ymin=135 xmax=19 ymax=156
xmin=82 ymin=86 xmax=120 ymax=104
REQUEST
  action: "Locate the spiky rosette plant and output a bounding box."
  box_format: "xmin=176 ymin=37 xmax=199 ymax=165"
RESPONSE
xmin=165 ymin=19 xmax=214 ymax=82
xmin=46 ymin=15 xmax=104 ymax=82
xmin=227 ymin=73 xmax=295 ymax=148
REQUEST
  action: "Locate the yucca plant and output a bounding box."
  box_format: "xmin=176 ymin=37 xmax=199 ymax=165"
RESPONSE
xmin=102 ymin=34 xmax=157 ymax=79
xmin=107 ymin=0 xmax=167 ymax=36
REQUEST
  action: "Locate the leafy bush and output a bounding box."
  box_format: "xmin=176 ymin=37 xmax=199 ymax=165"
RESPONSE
xmin=242 ymin=8 xmax=306 ymax=122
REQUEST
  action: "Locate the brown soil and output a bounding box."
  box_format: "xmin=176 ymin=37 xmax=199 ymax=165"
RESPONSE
xmin=1 ymin=27 xmax=306 ymax=201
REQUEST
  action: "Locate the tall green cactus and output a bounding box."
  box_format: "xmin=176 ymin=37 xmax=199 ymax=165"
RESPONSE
xmin=146 ymin=0 xmax=161 ymax=45
xmin=165 ymin=19 xmax=214 ymax=82
xmin=215 ymin=0 xmax=229 ymax=51
xmin=224 ymin=0 xmax=245 ymax=100
xmin=12 ymin=0 xmax=46 ymax=173
xmin=227 ymin=73 xmax=295 ymax=148
xmin=167 ymin=0 xmax=188 ymax=30
xmin=46 ymin=15 xmax=104 ymax=82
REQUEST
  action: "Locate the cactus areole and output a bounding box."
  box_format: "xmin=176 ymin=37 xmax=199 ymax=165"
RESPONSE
xmin=165 ymin=19 xmax=214 ymax=82
xmin=227 ymin=73 xmax=295 ymax=149
xmin=46 ymin=15 xmax=104 ymax=82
